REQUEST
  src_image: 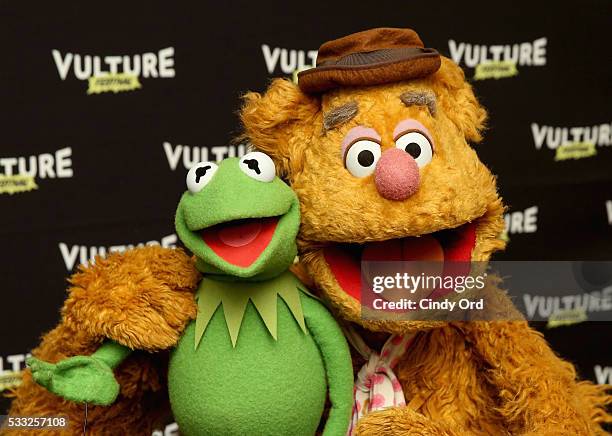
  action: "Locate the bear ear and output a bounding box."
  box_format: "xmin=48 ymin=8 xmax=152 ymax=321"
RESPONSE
xmin=431 ymin=57 xmax=488 ymax=143
xmin=240 ymin=78 xmax=321 ymax=177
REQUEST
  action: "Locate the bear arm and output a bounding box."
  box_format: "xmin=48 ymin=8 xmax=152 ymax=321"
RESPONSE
xmin=459 ymin=321 xmax=611 ymax=435
xmin=61 ymin=245 xmax=200 ymax=352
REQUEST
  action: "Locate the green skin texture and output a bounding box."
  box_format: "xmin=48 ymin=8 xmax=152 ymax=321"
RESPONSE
xmin=28 ymin=157 xmax=354 ymax=436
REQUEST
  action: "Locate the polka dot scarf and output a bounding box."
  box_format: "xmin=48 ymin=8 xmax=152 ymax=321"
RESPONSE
xmin=345 ymin=329 xmax=415 ymax=435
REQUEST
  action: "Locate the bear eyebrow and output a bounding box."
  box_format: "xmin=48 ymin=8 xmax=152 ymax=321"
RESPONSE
xmin=400 ymin=90 xmax=437 ymax=116
xmin=323 ymin=101 xmax=359 ymax=131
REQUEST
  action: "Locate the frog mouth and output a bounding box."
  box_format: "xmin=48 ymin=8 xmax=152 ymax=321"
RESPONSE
xmin=322 ymin=222 xmax=477 ymax=302
xmin=201 ymin=217 xmax=279 ymax=267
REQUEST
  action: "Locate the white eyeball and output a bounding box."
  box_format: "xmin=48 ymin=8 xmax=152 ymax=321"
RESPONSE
xmin=344 ymin=139 xmax=381 ymax=178
xmin=395 ymin=131 xmax=433 ymax=168
xmin=186 ymin=161 xmax=218 ymax=193
xmin=239 ymin=152 xmax=276 ymax=182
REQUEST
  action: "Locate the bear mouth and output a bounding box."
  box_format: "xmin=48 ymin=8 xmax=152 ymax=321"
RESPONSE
xmin=201 ymin=217 xmax=279 ymax=267
xmin=323 ymin=222 xmax=477 ymax=302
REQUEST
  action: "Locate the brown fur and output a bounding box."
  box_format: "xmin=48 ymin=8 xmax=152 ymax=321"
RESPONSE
xmin=4 ymin=246 xmax=200 ymax=435
xmin=240 ymin=56 xmax=612 ymax=434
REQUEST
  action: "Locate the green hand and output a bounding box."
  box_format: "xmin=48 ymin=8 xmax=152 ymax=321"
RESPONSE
xmin=27 ymin=356 xmax=120 ymax=406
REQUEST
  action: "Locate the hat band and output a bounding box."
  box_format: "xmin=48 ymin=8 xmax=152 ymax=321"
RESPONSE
xmin=316 ymin=46 xmax=439 ymax=70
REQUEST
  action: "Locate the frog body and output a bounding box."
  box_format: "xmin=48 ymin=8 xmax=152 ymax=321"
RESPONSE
xmin=169 ymin=273 xmax=329 ymax=436
xmin=29 ymin=153 xmax=353 ymax=436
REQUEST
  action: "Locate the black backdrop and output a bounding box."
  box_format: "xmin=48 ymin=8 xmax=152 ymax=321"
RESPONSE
xmin=1 ymin=0 xmax=611 ymax=419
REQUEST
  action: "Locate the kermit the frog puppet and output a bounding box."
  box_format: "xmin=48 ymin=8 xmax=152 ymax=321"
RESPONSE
xmin=27 ymin=152 xmax=354 ymax=436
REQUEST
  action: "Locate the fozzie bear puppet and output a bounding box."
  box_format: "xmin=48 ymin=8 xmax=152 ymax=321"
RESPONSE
xmin=239 ymin=28 xmax=612 ymax=435
xmin=6 ymin=27 xmax=612 ymax=435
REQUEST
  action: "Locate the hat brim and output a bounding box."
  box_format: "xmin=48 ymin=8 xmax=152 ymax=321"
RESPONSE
xmin=298 ymin=47 xmax=441 ymax=94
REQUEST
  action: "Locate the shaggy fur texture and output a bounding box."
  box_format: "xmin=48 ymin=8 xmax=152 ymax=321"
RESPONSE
xmin=4 ymin=246 xmax=200 ymax=435
xmin=240 ymin=56 xmax=612 ymax=434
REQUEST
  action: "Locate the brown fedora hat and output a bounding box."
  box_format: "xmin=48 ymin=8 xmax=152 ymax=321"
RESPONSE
xmin=298 ymin=28 xmax=441 ymax=94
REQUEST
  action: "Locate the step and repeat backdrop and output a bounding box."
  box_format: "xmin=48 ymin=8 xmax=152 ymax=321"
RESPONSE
xmin=1 ymin=0 xmax=610 ymax=419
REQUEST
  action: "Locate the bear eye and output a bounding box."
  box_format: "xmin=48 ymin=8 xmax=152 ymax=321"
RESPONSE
xmin=186 ymin=161 xmax=218 ymax=193
xmin=239 ymin=152 xmax=276 ymax=182
xmin=344 ymin=139 xmax=381 ymax=178
xmin=394 ymin=131 xmax=433 ymax=168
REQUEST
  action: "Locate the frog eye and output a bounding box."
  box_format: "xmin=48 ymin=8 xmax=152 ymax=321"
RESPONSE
xmin=394 ymin=131 xmax=433 ymax=168
xmin=239 ymin=152 xmax=276 ymax=182
xmin=186 ymin=161 xmax=218 ymax=193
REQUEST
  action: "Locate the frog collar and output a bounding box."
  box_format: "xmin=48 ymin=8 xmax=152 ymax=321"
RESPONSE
xmin=194 ymin=272 xmax=309 ymax=349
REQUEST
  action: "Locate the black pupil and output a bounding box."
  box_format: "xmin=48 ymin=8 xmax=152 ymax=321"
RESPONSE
xmin=357 ymin=150 xmax=375 ymax=167
xmin=404 ymin=142 xmax=421 ymax=158
xmin=195 ymin=165 xmax=211 ymax=183
xmin=243 ymin=158 xmax=261 ymax=174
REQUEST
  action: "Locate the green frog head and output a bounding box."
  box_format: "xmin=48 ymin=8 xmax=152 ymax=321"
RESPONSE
xmin=175 ymin=152 xmax=300 ymax=280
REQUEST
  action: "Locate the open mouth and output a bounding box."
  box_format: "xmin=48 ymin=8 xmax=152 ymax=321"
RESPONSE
xmin=323 ymin=222 xmax=477 ymax=302
xmin=201 ymin=217 xmax=279 ymax=267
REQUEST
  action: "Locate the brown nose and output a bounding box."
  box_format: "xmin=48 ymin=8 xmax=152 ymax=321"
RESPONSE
xmin=374 ymin=148 xmax=420 ymax=201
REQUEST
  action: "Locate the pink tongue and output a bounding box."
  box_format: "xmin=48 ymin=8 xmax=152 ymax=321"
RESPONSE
xmin=361 ymin=235 xmax=444 ymax=261
xmin=218 ymin=221 xmax=262 ymax=247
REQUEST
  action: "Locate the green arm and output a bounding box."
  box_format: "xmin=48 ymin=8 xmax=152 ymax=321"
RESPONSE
xmin=90 ymin=340 xmax=131 ymax=369
xmin=300 ymin=292 xmax=354 ymax=436
xmin=27 ymin=340 xmax=131 ymax=406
